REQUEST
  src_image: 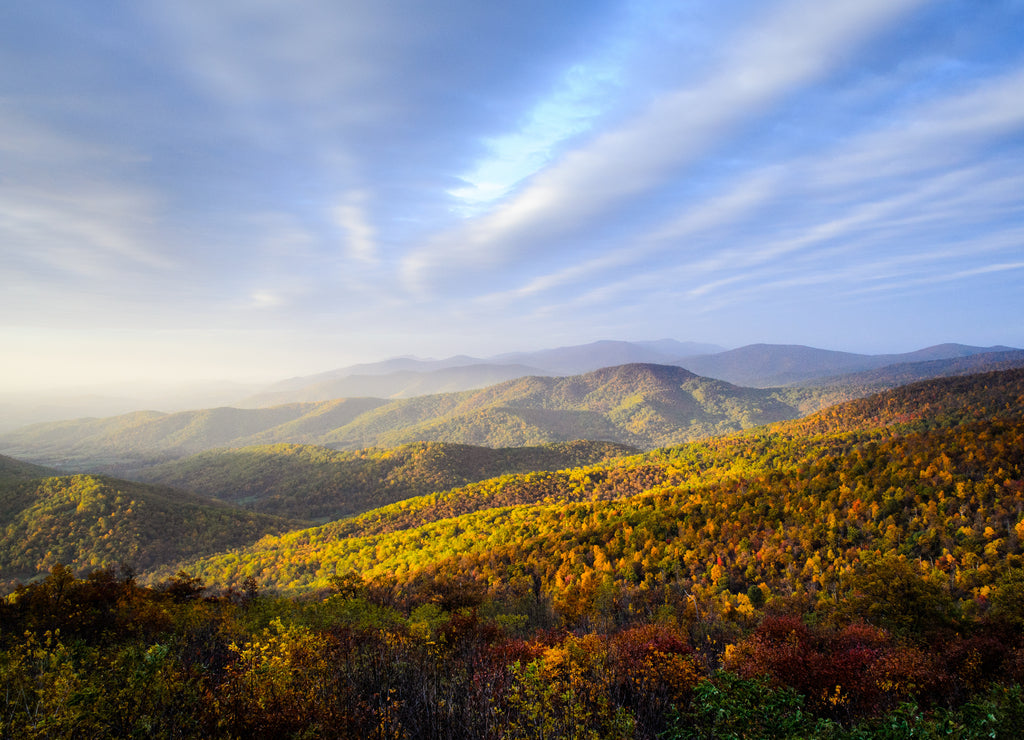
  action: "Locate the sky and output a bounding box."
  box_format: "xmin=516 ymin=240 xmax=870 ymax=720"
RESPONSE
xmin=2 ymin=0 xmax=1024 ymax=392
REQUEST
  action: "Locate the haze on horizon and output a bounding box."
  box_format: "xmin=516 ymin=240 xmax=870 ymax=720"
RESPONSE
xmin=2 ymin=1 xmax=1023 ymax=393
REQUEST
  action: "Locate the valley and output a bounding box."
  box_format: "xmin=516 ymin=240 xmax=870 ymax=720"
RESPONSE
xmin=2 ymin=345 xmax=1024 ymax=737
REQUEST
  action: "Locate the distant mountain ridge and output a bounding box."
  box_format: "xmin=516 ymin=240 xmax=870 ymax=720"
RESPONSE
xmin=239 ymin=363 xmax=550 ymax=407
xmin=3 ymin=343 xmax=1022 ymax=475
xmin=265 ymin=354 xmax=485 ymax=392
xmin=0 ymin=364 xmax=800 ymax=472
xmin=241 ymin=340 xmax=1016 ymax=406
xmin=241 ymin=339 xmax=724 ymax=406
xmin=803 ymin=349 xmax=1024 ymax=388
xmin=488 ymin=339 xmax=724 ymax=375
xmin=678 ymin=343 xmax=1017 ymax=387
xmin=4 ymin=341 xmax=1017 ymax=430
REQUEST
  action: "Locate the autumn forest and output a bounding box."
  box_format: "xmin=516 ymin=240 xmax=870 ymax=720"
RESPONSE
xmin=2 ymin=363 xmax=1024 ymax=737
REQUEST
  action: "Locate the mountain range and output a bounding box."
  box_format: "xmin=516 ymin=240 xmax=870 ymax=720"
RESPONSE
xmin=236 ymin=339 xmax=724 ymax=407
xmin=238 ymin=340 xmax=1017 ymax=406
xmin=3 ymin=351 xmax=1024 ymax=736
xmin=2 ymin=341 xmax=1018 ymax=433
xmin=0 ymin=364 xmax=797 ymax=472
xmin=5 ymin=364 xmax=1022 ymax=594
xmin=142 ymin=365 xmax=1024 ymax=597
xmin=3 ymin=343 xmax=1023 ymax=475
xmin=678 ymin=342 xmax=1021 ymax=387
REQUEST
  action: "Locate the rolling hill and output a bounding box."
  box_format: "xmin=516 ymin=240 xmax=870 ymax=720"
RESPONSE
xmin=315 ymin=363 xmax=800 ymax=450
xmin=0 ymin=397 xmax=388 ymax=473
xmin=5 ymin=341 xmax=1018 ymax=434
xmin=0 ymin=472 xmax=294 ymax=590
xmin=6 ymin=367 xmax=1024 ymax=740
xmin=246 ymin=341 xmax=1016 ymax=406
xmin=132 ymin=439 xmax=636 ymax=521
xmin=5 ymin=348 xmax=1022 ymax=478
xmin=7 ymin=366 xmax=1020 ymax=594
xmin=147 ymin=367 xmax=1024 ymax=600
xmin=0 ymin=364 xmax=804 ymax=472
xmin=0 ymin=453 xmax=57 ymax=483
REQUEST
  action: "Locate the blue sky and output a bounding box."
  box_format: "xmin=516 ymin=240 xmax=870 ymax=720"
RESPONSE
xmin=2 ymin=0 xmax=1023 ymax=390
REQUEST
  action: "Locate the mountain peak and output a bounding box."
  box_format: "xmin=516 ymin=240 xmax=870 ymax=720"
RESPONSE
xmin=585 ymin=363 xmax=699 ymax=383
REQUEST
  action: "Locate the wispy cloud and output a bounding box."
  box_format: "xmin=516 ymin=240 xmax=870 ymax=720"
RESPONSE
xmin=402 ymin=0 xmax=929 ymax=290
xmin=448 ymin=62 xmax=620 ymax=212
xmin=481 ymin=59 xmax=1024 ymax=315
xmin=332 ymin=191 xmax=378 ymax=263
xmin=0 ymin=114 xmax=172 ymax=289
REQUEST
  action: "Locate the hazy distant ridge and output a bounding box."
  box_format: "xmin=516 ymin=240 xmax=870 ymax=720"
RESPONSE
xmin=803 ymin=349 xmax=1024 ymax=388
xmin=242 ymin=340 xmax=1014 ymax=406
xmin=678 ymin=342 xmax=1016 ymax=387
xmin=3 ymin=343 xmax=1021 ymax=474
xmin=242 ymin=339 xmax=724 ymax=407
xmin=239 ymin=363 xmax=550 ymax=407
xmin=4 ymin=341 xmax=1014 ymax=429
xmin=0 ymin=364 xmax=797 ymax=472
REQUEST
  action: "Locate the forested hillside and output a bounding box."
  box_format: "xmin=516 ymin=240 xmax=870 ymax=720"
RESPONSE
xmin=3 ymin=368 xmax=1024 ymax=738
xmin=134 ymin=440 xmax=635 ymax=521
xmin=317 ymin=364 xmax=800 ymax=450
xmin=159 ymin=369 xmax=1024 ymax=602
xmin=0 ymin=398 xmax=388 ymax=472
xmin=0 ymin=474 xmax=294 ymax=590
xmin=0 ymin=453 xmax=56 ymax=483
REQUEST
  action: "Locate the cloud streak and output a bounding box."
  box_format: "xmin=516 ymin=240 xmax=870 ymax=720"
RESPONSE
xmin=0 ymin=114 xmax=172 ymax=290
xmin=476 ymin=60 xmax=1024 ymax=317
xmin=402 ymin=0 xmax=930 ymax=289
